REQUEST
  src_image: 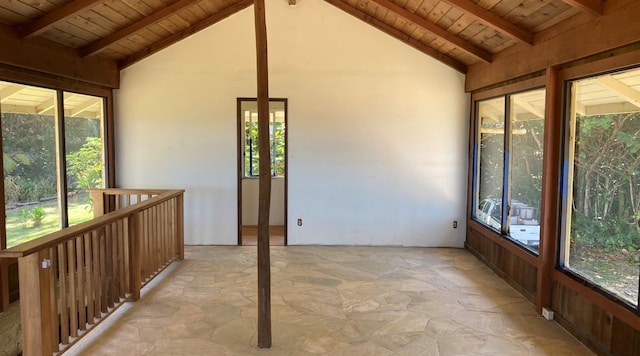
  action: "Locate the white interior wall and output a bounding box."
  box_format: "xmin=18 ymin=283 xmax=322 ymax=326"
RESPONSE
xmin=115 ymin=0 xmax=469 ymax=246
xmin=242 ymin=178 xmax=285 ymax=225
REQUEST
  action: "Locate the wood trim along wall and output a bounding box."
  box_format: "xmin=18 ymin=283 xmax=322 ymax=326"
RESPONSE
xmin=465 ymin=0 xmax=640 ymax=92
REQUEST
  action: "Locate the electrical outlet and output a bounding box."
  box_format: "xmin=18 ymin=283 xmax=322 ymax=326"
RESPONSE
xmin=542 ymin=307 xmax=554 ymax=320
xmin=297 ymin=218 xmax=302 ymax=226
xmin=453 ymin=220 xmax=458 ymax=229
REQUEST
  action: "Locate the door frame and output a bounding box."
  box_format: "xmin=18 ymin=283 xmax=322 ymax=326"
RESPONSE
xmin=236 ymin=97 xmax=288 ymax=245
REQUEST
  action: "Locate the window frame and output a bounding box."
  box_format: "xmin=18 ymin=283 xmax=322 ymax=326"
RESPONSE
xmin=558 ymin=64 xmax=640 ymax=310
xmin=471 ymin=86 xmax=546 ymax=254
xmin=0 ymin=75 xmax=113 ymax=311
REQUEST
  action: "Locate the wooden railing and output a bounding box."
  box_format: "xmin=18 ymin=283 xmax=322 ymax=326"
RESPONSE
xmin=0 ymin=189 xmax=184 ymax=355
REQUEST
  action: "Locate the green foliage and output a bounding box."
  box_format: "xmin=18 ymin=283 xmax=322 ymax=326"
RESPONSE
xmin=29 ymin=206 xmax=45 ymax=227
xmin=4 ymin=176 xmax=56 ymax=204
xmin=244 ymin=120 xmax=285 ymax=177
xmin=572 ymin=211 xmax=640 ymax=252
xmin=3 ymin=152 xmax=30 ymax=173
xmin=19 ymin=206 xmax=46 ymax=228
xmin=66 ymin=136 xmax=103 ymax=190
xmin=21 ymin=209 xmax=29 ymax=228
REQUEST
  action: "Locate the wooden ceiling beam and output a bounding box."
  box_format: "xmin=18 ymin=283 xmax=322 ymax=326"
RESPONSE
xmin=69 ymin=97 xmax=99 ymax=117
xmin=0 ymin=85 xmax=26 ymax=103
xmin=443 ymin=0 xmax=534 ymax=45
xmin=20 ymin=0 xmax=105 ymax=38
xmin=596 ymin=75 xmax=640 ymax=109
xmin=324 ymin=0 xmax=466 ymax=73
xmin=80 ymin=0 xmax=202 ymax=57
xmin=368 ymin=0 xmax=492 ymax=63
xmin=0 ymin=25 xmax=118 ymax=88
xmin=119 ymin=0 xmax=254 ymax=69
xmin=560 ymin=0 xmax=604 ymax=16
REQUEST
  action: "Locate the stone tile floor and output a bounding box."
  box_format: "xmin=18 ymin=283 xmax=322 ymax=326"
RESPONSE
xmin=69 ymin=246 xmax=592 ymax=355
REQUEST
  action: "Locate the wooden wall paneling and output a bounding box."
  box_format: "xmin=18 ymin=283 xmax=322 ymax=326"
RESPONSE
xmin=611 ymin=316 xmax=640 ymax=355
xmin=466 ymin=0 xmax=640 ymax=91
xmin=465 ymin=227 xmax=538 ymax=301
xmin=551 ymin=280 xmax=614 ymax=354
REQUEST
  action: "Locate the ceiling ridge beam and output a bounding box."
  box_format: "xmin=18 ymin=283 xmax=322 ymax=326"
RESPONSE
xmin=443 ymin=0 xmax=534 ymax=45
xmin=119 ymin=0 xmax=254 ymax=69
xmin=560 ymin=0 xmax=604 ymax=16
xmin=324 ymin=0 xmax=466 ymax=73
xmin=80 ymin=0 xmax=202 ymax=57
xmin=20 ymin=0 xmax=105 ymax=38
xmin=368 ymin=0 xmax=492 ymax=63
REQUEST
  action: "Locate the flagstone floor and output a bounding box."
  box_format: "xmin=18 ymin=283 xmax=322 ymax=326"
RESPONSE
xmin=69 ymin=245 xmax=592 ymax=355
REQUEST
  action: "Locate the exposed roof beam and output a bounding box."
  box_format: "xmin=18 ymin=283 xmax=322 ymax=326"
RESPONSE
xmin=36 ymin=98 xmax=55 ymax=114
xmin=513 ymin=98 xmax=544 ymax=118
xmin=69 ymin=98 xmax=100 ymax=117
xmin=324 ymin=0 xmax=466 ymax=73
xmin=20 ymin=0 xmax=105 ymax=38
xmin=443 ymin=0 xmax=533 ymax=45
xmin=119 ymin=0 xmax=258 ymax=69
xmin=80 ymin=0 xmax=202 ymax=57
xmin=368 ymin=0 xmax=492 ymax=63
xmin=0 ymin=85 xmax=25 ymax=103
xmin=560 ymin=0 xmax=604 ymax=16
xmin=597 ymin=75 xmax=640 ymax=110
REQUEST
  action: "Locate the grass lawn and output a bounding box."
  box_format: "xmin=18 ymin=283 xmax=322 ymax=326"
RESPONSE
xmin=6 ymin=193 xmax=95 ymax=248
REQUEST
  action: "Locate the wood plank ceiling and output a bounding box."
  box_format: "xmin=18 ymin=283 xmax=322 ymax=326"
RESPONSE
xmin=0 ymin=0 xmax=604 ymax=75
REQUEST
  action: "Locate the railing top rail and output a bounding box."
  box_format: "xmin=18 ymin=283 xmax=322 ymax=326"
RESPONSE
xmin=87 ymin=188 xmax=173 ymax=196
xmin=0 ymin=189 xmax=184 ymax=259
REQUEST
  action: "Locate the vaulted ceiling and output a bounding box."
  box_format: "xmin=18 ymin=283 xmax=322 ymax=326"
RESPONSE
xmin=0 ymin=0 xmax=604 ymax=75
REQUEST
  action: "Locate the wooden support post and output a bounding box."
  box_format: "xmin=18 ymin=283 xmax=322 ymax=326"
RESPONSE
xmin=176 ymin=194 xmax=184 ymax=260
xmin=536 ymin=66 xmax=561 ymax=314
xmin=19 ymin=251 xmax=55 ymax=355
xmin=91 ymin=190 xmax=106 ymax=217
xmin=254 ymin=0 xmax=272 ymax=349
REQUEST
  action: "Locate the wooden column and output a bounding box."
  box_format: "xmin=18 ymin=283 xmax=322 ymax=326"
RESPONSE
xmin=536 ymin=66 xmax=561 ymax=313
xmin=253 ymin=0 xmax=272 ymax=349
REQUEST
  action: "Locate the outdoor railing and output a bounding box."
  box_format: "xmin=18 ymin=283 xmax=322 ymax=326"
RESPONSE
xmin=0 ymin=189 xmax=184 ymax=355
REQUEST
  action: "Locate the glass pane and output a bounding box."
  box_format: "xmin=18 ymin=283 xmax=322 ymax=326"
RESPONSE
xmin=64 ymin=92 xmax=105 ymax=226
xmin=476 ymin=97 xmax=506 ymax=231
xmin=509 ymin=89 xmax=545 ymax=251
xmin=563 ymin=67 xmax=640 ymax=306
xmin=1 ymin=82 xmax=60 ymax=248
xmin=241 ymin=100 xmax=286 ymax=177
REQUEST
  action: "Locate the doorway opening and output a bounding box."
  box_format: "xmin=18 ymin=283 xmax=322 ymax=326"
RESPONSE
xmin=237 ymin=98 xmax=287 ymax=246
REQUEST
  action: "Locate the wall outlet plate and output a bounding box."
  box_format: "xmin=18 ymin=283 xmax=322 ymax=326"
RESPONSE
xmin=542 ymin=307 xmax=554 ymax=320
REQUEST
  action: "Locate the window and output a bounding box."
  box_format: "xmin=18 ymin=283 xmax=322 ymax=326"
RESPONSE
xmin=473 ymin=88 xmax=546 ymax=252
xmin=0 ymin=81 xmax=106 ymax=247
xmin=240 ymin=99 xmax=285 ymax=177
xmin=561 ymin=67 xmax=640 ymax=307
